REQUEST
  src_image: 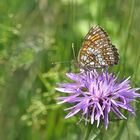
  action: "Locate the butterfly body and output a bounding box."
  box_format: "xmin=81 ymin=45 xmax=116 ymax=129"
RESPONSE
xmin=78 ymin=26 xmax=119 ymax=70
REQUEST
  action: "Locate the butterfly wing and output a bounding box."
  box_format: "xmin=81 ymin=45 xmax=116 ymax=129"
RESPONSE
xmin=78 ymin=26 xmax=119 ymax=70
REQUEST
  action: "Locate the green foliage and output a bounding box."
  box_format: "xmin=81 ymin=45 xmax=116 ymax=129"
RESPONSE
xmin=0 ymin=0 xmax=140 ymax=140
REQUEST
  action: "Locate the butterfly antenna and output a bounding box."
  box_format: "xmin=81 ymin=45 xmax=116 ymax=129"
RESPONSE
xmin=72 ymin=43 xmax=77 ymax=63
xmin=51 ymin=61 xmax=71 ymax=65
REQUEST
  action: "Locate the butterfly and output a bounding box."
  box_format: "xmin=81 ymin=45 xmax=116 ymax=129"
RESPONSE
xmin=77 ymin=26 xmax=119 ymax=70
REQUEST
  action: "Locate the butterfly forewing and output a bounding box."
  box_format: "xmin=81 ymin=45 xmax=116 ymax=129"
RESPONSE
xmin=78 ymin=26 xmax=119 ymax=70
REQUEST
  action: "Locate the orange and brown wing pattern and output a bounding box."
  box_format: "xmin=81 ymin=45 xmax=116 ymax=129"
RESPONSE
xmin=78 ymin=26 xmax=119 ymax=70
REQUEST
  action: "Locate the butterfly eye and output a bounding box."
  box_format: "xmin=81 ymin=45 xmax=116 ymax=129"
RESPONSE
xmin=78 ymin=26 xmax=119 ymax=70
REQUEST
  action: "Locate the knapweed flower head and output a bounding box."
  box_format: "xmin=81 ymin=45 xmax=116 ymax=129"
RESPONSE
xmin=56 ymin=70 xmax=140 ymax=129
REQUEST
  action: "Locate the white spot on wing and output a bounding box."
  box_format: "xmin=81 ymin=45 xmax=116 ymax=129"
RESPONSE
xmin=86 ymin=59 xmax=90 ymax=63
xmin=90 ymin=62 xmax=95 ymax=65
xmin=101 ymin=61 xmax=106 ymax=65
xmin=83 ymin=55 xmax=87 ymax=61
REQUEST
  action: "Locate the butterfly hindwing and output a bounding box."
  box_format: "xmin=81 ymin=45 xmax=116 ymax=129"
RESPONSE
xmin=78 ymin=26 xmax=119 ymax=70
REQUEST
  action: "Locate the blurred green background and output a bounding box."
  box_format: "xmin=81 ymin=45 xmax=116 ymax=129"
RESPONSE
xmin=0 ymin=0 xmax=140 ymax=140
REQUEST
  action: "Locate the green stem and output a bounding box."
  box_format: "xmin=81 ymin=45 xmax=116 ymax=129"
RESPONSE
xmin=84 ymin=123 xmax=93 ymax=140
xmin=122 ymin=0 xmax=135 ymax=72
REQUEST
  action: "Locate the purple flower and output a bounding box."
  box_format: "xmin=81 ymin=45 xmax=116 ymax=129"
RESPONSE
xmin=56 ymin=70 xmax=140 ymax=129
